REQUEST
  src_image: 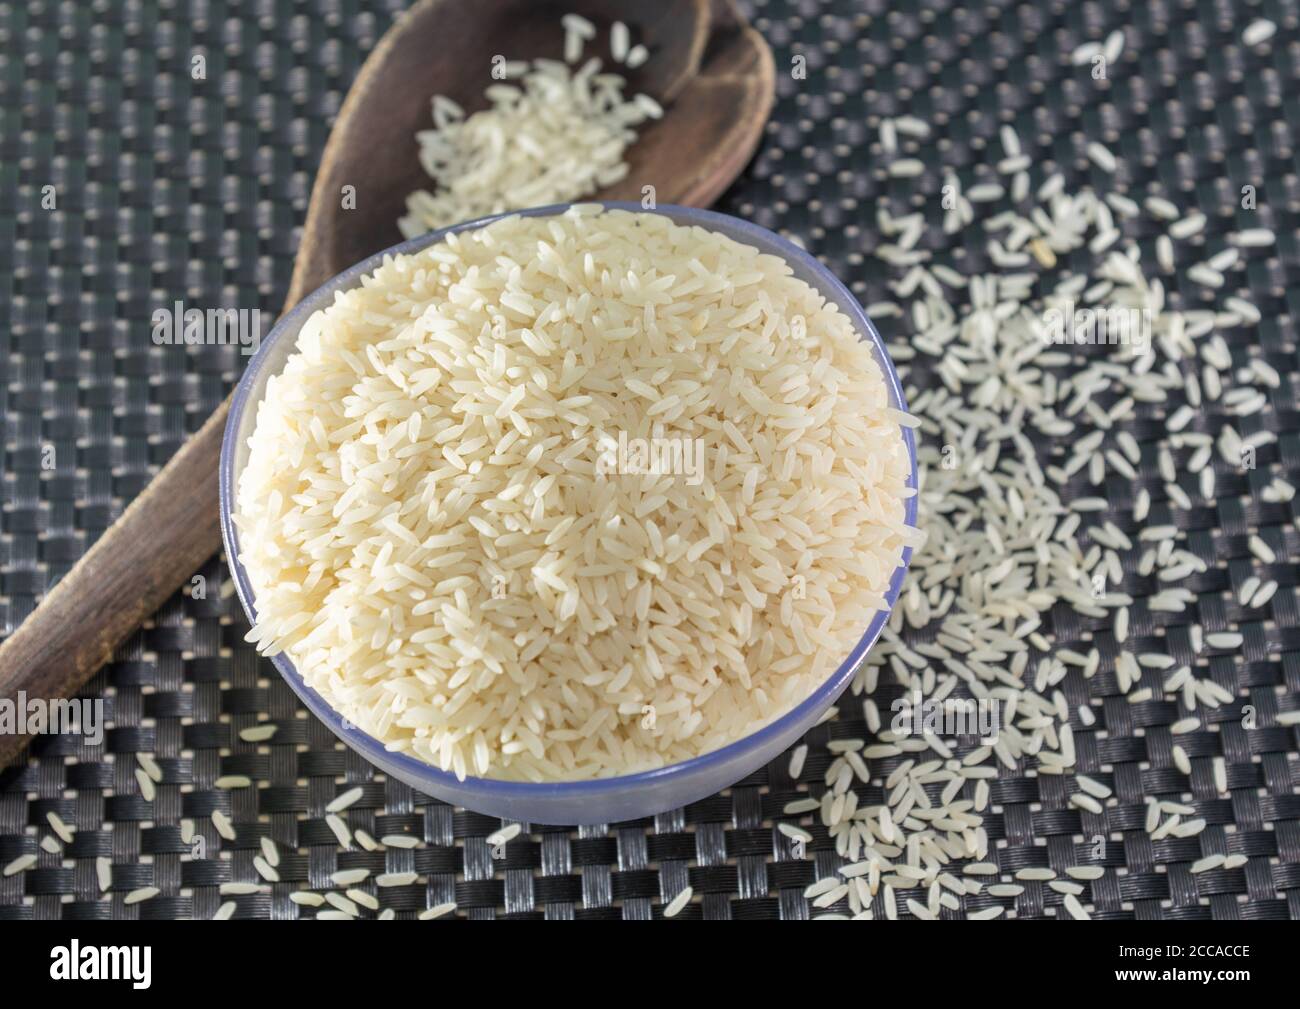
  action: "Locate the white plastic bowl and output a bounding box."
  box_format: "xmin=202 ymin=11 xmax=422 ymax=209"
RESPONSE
xmin=219 ymin=202 xmax=917 ymax=824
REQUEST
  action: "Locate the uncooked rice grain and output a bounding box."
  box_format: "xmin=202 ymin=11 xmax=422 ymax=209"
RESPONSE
xmin=325 ymin=892 xmax=360 ymax=916
xmin=377 ymin=871 xmax=419 ymax=887
xmin=3 ymin=854 xmax=36 ymax=877
xmin=355 ymin=829 xmax=380 ymax=851
xmin=1071 ymin=41 xmax=1101 ymax=66
xmin=400 ymin=20 xmax=657 ymax=237
xmin=46 ymin=811 xmax=74 ymax=844
xmin=211 ymin=809 xmax=236 ymax=841
xmin=1086 ymin=142 xmax=1116 ymax=173
xmin=326 ymin=786 xmax=364 ymax=813
xmin=889 ymin=159 xmax=926 ymax=178
xmin=136 ymin=752 xmax=164 ymax=783
xmin=610 ymin=21 xmax=629 ymax=63
xmin=1070 ymin=792 xmax=1103 ymax=814
xmin=804 ymin=877 xmax=841 ymax=899
xmin=789 ymin=744 xmax=809 ymax=779
xmin=1242 ymin=19 xmax=1277 ymax=46
xmin=664 ymin=885 xmax=693 ymax=918
xmin=253 ymin=855 xmax=280 ymax=882
xmin=779 ymin=823 xmax=813 ymax=843
xmin=326 ymin=814 xmax=353 ymax=848
xmin=894 ymin=115 xmax=930 ymax=138
xmin=486 ymin=824 xmax=523 ymax=846
xmin=134 ymin=768 xmax=155 ymax=802
xmin=1206 ymin=632 xmax=1243 ymax=649
xmin=1248 ymin=535 xmax=1276 ymax=563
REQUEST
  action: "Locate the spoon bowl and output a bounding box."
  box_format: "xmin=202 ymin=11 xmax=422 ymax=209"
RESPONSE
xmin=288 ymin=0 xmax=775 ymax=306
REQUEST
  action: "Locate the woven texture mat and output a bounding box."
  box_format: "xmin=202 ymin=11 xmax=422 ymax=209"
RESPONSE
xmin=2 ymin=0 xmax=1299 ymax=920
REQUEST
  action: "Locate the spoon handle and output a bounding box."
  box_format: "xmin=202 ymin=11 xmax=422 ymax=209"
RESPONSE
xmin=0 ymin=396 xmax=229 ymax=766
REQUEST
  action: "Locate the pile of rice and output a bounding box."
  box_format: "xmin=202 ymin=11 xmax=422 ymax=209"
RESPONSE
xmin=235 ymin=206 xmax=914 ymax=781
xmin=398 ymin=15 xmax=660 ymax=238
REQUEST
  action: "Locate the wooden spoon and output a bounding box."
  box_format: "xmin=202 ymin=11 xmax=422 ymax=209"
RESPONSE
xmin=0 ymin=0 xmax=774 ymax=767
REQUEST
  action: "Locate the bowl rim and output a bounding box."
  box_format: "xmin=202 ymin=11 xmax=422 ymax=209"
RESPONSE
xmin=218 ymin=201 xmax=918 ymax=802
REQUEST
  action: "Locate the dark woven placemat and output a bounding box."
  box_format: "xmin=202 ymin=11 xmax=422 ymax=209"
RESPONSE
xmin=2 ymin=0 xmax=1298 ymax=920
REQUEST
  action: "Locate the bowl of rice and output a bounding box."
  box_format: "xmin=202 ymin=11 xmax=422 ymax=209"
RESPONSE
xmin=220 ymin=203 xmax=918 ymax=824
